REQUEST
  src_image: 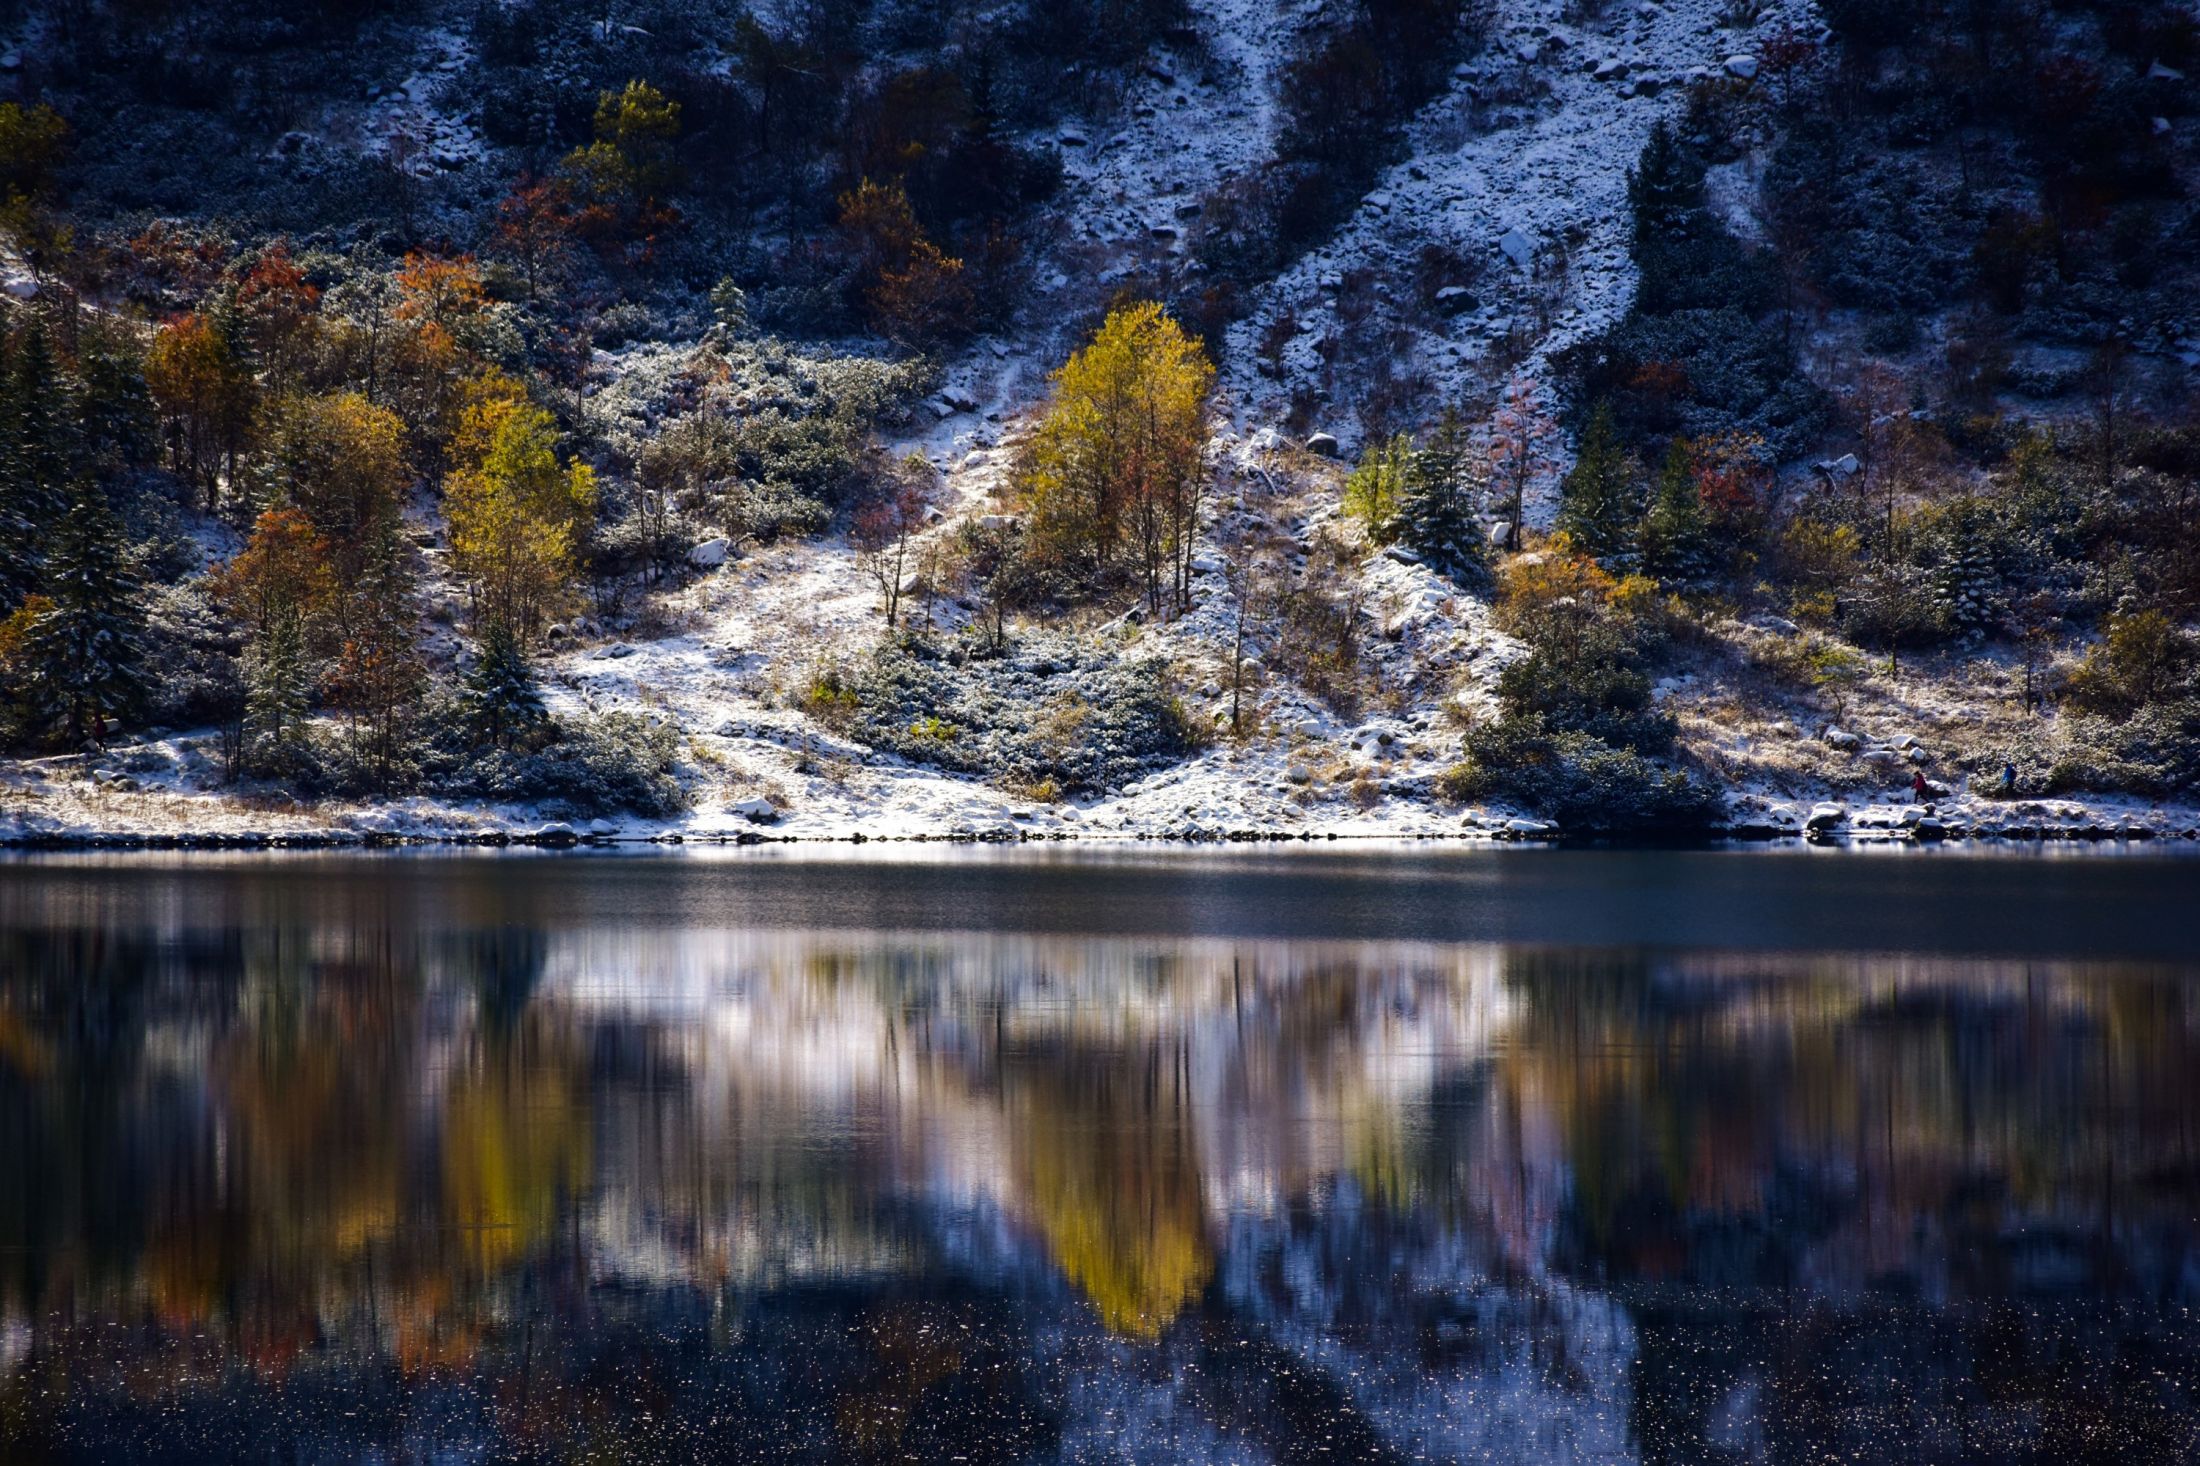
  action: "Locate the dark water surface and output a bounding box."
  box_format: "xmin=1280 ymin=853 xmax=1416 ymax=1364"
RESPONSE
xmin=3 ymin=847 xmax=2199 ymax=1463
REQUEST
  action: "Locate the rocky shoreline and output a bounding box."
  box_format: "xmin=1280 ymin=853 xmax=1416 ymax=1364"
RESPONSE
xmin=4 ymin=798 xmax=2194 ymax=855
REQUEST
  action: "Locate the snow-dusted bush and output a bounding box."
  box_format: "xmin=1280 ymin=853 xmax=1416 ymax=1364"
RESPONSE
xmin=1968 ymin=704 xmax=2200 ymax=801
xmin=1439 ymin=720 xmax=1718 ymax=832
xmin=440 ymin=711 xmax=689 ymax=818
xmin=829 ymin=633 xmax=1201 ymax=795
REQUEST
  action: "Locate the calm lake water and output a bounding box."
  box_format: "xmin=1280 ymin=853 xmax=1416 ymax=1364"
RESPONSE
xmin=3 ymin=847 xmax=2199 ymax=1463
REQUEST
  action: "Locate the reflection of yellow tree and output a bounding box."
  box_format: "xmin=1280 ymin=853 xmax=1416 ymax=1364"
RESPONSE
xmin=1011 ymin=1044 xmax=1211 ymax=1338
xmin=440 ymin=1037 xmax=592 ymax=1276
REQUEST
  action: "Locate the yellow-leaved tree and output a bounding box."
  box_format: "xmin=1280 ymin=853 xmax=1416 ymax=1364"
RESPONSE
xmin=444 ymin=381 xmax=597 ymax=644
xmin=1017 ymin=301 xmax=1213 ymax=616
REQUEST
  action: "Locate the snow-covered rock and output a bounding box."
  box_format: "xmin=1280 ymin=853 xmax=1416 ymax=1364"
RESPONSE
xmin=729 ymin=796 xmax=779 ymax=823
xmin=688 ymin=536 xmax=731 ymax=569
xmin=1303 ymin=432 xmax=1341 ymax=457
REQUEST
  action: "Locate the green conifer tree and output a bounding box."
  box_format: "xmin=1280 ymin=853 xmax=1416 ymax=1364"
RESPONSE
xmin=242 ymin=609 xmax=313 ymax=772
xmin=1628 ymin=121 xmax=1705 ymax=245
xmin=20 ymin=479 xmax=147 ymax=746
xmin=1638 ymin=438 xmax=1716 ymax=588
xmin=1554 ymin=402 xmax=1638 ymax=563
xmin=464 ymin=621 xmax=546 ymax=753
xmin=1398 ymin=408 xmax=1487 ymax=582
xmin=0 ymin=320 xmax=73 ymax=610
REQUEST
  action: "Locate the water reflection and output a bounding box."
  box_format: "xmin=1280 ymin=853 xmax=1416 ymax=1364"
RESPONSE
xmin=2 ymin=861 xmax=2198 ymax=1461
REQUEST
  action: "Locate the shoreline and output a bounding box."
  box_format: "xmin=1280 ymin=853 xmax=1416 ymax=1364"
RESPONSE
xmin=4 ymin=821 xmax=2194 ymax=854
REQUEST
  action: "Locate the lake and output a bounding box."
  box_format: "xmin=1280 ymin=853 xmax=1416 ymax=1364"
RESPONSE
xmin=3 ymin=847 xmax=2198 ymax=1463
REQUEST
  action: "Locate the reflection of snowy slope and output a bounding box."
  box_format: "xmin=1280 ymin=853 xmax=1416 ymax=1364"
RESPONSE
xmin=1218 ymin=1190 xmax=1637 ymax=1462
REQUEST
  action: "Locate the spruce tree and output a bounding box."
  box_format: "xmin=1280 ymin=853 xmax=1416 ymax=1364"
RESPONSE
xmin=1638 ymin=439 xmax=1716 ymax=588
xmin=1628 ymin=121 xmax=1705 ymax=245
xmin=1554 ymin=402 xmax=1638 ymax=564
xmin=0 ymin=319 xmax=72 ymax=611
xmin=1399 ymin=408 xmax=1488 ymax=582
xmin=464 ymin=621 xmax=546 ymax=753
xmin=332 ymin=514 xmax=426 ymax=785
xmin=242 ymin=610 xmax=313 ymax=772
xmin=20 ymin=479 xmax=147 ymax=747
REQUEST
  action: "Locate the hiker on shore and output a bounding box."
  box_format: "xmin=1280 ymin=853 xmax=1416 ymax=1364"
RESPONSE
xmin=1912 ymin=769 xmax=1930 ymax=801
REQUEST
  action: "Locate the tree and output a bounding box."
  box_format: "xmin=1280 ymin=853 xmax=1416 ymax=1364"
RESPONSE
xmin=144 ymin=311 xmax=253 ymax=511
xmin=851 ymin=454 xmax=932 ymax=628
xmin=0 ymin=102 xmax=71 ymax=270
xmin=835 ymin=177 xmax=972 ymax=345
xmin=1637 ymin=438 xmax=1715 ymax=587
xmin=445 ymin=393 xmax=597 ymax=645
xmin=1553 ymin=402 xmax=1638 ymax=562
xmin=0 ymin=319 xmax=72 ymax=610
xmin=561 ymin=80 xmax=683 ymax=250
xmin=256 ymin=393 xmax=410 ymax=602
xmin=236 ymin=242 xmax=321 ymax=396
xmin=1398 ymin=408 xmax=1487 ymax=583
xmin=463 ymin=621 xmax=546 ymax=753
xmin=1486 ymin=375 xmax=1557 ymax=548
xmin=2065 ymin=611 xmax=2193 ymax=717
xmin=963 ymin=517 xmax=1037 ymax=652
xmin=18 ymin=481 xmax=147 ymax=746
xmin=326 ymin=516 xmax=425 ymax=786
xmin=1018 ymin=302 xmax=1213 ymax=605
xmin=1343 ymin=433 xmax=1413 ymax=544
xmin=215 ymin=507 xmax=334 ymax=643
xmin=493 ymin=177 xmax=577 ymax=300
xmin=240 ymin=608 xmax=313 ymax=774
xmin=1628 ymin=121 xmax=1704 ymax=244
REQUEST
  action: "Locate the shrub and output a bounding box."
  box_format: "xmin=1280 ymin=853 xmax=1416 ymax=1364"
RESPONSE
xmin=2063 ymin=611 xmax=2195 ymax=717
xmin=1439 ymin=719 xmax=1718 ymax=831
xmin=444 ymin=711 xmax=690 ymax=818
xmin=824 ymin=633 xmax=1199 ymax=795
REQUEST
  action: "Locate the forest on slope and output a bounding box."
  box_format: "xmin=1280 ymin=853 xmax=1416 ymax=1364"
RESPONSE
xmin=0 ymin=0 xmax=2194 ymax=839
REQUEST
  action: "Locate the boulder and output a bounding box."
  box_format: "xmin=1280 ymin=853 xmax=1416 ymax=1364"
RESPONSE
xmin=1724 ymin=54 xmax=1759 ymax=80
xmin=1303 ymin=431 xmax=1341 ymax=457
xmin=1498 ymin=227 xmax=1535 ymax=269
xmin=531 ymin=822 xmax=581 ymax=848
xmin=1805 ymin=802 xmax=1846 ymax=833
xmin=1434 ymin=285 xmax=1478 ymax=314
xmin=1823 ymin=726 xmax=1862 ymax=751
xmin=688 ymin=536 xmax=733 ymax=568
xmin=729 ymin=796 xmax=779 ymax=823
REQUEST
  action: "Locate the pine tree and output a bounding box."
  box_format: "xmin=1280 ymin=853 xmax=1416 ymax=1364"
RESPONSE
xmin=1554 ymin=402 xmax=1638 ymax=563
xmin=1342 ymin=433 xmax=1413 ymax=543
xmin=20 ymin=479 xmax=147 ymax=747
xmin=1399 ymin=408 xmax=1488 ymax=582
xmin=0 ymin=320 xmax=72 ymax=610
xmin=464 ymin=620 xmax=546 ymax=753
xmin=330 ymin=514 xmax=425 ymax=786
xmin=1638 ymin=439 xmax=1716 ymax=588
xmin=241 ymin=610 xmax=313 ymax=772
xmin=1628 ymin=122 xmax=1705 ymax=245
